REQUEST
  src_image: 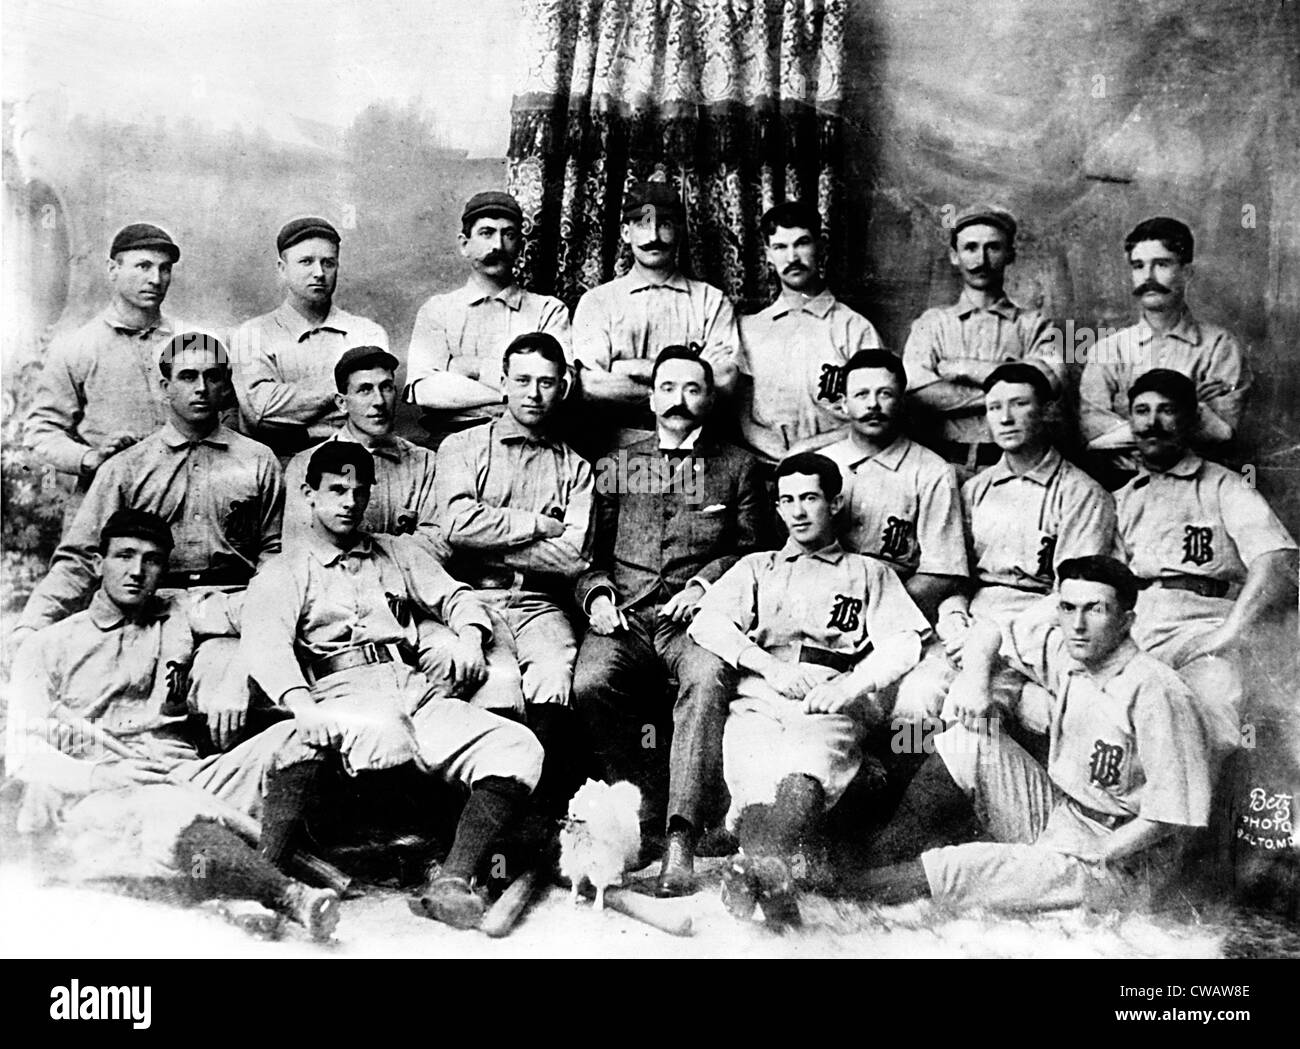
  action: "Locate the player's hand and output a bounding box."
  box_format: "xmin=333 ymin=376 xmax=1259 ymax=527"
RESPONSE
xmin=940 ymin=619 xmax=970 ymax=666
xmin=195 ymin=686 xmax=249 ymax=752
xmin=446 ymin=630 xmax=488 ymax=691
xmin=292 ymin=703 xmax=341 ymax=749
xmin=803 ymin=678 xmax=857 ymax=715
xmin=659 ymin=582 xmax=704 ymax=625
xmin=1196 ymin=379 xmax=1230 ymax=403
xmin=90 ymin=758 xmax=173 ymax=790
xmin=81 ymin=434 xmax=136 ymax=475
xmin=588 ymin=595 xmax=628 ymax=636
xmin=535 ymin=514 xmax=565 ymax=539
xmin=946 ymin=672 xmax=994 ymax=730
xmin=763 ymin=661 xmax=822 ymax=701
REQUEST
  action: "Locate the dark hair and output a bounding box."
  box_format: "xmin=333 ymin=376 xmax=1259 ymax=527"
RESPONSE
xmin=461 ymin=212 xmax=520 ymax=239
xmin=775 ymin=452 xmax=843 ymax=500
xmin=1124 ymin=217 xmax=1194 ymax=265
xmin=761 ymin=201 xmax=822 ymax=241
xmin=334 ymin=346 xmax=398 ymax=393
xmin=650 ymin=345 xmax=714 ymax=389
xmin=842 ymin=349 xmax=906 ymax=393
xmin=502 ymin=331 xmax=567 ymax=375
xmin=1126 ymin=368 xmax=1198 ymax=419
xmin=99 ymin=508 xmax=173 ymax=555
xmin=1057 ymin=555 xmax=1139 ymax=612
xmin=159 ymin=331 xmax=231 ymax=379
xmin=982 ymin=361 xmax=1054 ymax=403
xmin=305 ymin=441 xmax=376 ymax=490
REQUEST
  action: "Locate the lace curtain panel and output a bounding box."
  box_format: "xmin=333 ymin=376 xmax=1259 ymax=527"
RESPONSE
xmin=507 ymin=0 xmax=845 ymax=311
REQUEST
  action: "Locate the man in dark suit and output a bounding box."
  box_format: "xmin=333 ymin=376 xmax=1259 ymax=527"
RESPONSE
xmin=573 ymin=345 xmax=766 ymax=897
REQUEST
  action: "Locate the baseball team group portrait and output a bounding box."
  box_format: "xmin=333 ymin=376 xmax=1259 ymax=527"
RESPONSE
xmin=1 ymin=0 xmax=1297 ymax=962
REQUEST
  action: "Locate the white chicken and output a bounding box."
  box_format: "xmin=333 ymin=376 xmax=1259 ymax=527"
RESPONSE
xmin=558 ymin=779 xmax=643 ymax=910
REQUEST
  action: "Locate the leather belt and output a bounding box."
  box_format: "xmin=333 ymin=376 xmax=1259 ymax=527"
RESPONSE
xmin=797 ymin=644 xmax=860 ymax=674
xmin=307 ymin=642 xmax=417 ymax=684
xmin=1140 ymin=575 xmax=1234 ymax=599
xmin=162 ymin=566 xmax=252 ymax=589
xmin=473 ymin=568 xmax=562 ymax=593
xmin=1073 ymin=800 xmax=1136 ymax=831
xmin=935 ymin=439 xmax=1001 ymax=470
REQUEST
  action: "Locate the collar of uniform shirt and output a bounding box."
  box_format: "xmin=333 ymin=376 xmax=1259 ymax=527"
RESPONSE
xmin=1063 ymin=634 xmax=1141 ymax=688
xmin=159 ymin=421 xmax=232 ymax=450
xmin=307 ymin=530 xmax=375 ymax=567
xmin=952 ymin=287 xmax=1020 ymax=321
xmin=626 ymin=269 xmax=691 ymax=294
xmin=461 ymin=279 xmax=524 ymax=310
xmin=273 ymin=300 xmax=350 ymax=342
xmin=767 ymin=287 xmax=837 ymax=321
xmin=839 ymin=434 xmax=911 ymax=472
xmin=495 ymin=411 xmax=560 ymax=447
xmin=88 ymin=587 xmax=171 ymax=631
xmin=102 ymin=305 xmax=174 ymax=338
xmin=1136 ymin=308 xmax=1201 ymax=346
xmin=779 ymin=538 xmax=847 ymax=564
xmin=335 ymin=422 xmax=403 ymax=462
xmin=988 ymin=445 xmax=1063 ymax=487
xmin=1136 ymin=451 xmax=1204 ymax=483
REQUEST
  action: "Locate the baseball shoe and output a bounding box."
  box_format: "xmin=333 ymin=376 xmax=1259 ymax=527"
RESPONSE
xmin=721 ymin=853 xmax=760 ymax=921
xmin=409 ymin=873 xmax=487 ymax=930
xmin=749 ymin=854 xmax=802 ymax=930
xmin=200 ymin=898 xmax=284 ymax=941
xmin=280 ymin=883 xmax=341 ymax=943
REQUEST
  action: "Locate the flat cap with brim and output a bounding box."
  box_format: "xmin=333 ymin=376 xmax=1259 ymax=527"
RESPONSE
xmin=622 ymin=180 xmax=684 ymax=221
xmin=100 ymin=508 xmax=174 ymax=552
xmin=334 ymin=345 xmax=399 ymax=390
xmin=110 ymin=223 xmax=180 ymax=262
xmin=953 ymin=206 xmax=1018 ymax=241
xmin=277 ymin=216 xmax=340 ymax=254
xmin=462 ymin=191 xmax=523 ymax=227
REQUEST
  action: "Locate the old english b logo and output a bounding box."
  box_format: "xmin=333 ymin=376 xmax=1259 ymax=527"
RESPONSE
xmin=385 ymin=591 xmax=411 ymax=627
xmin=161 ymin=659 xmax=192 ymax=716
xmin=1088 ymin=739 xmax=1125 ymax=788
xmin=827 ymin=594 xmax=862 ymax=632
xmin=1035 ymin=535 xmax=1057 ymax=580
xmin=880 ymin=516 xmax=912 ymax=560
xmin=1182 ymin=525 xmax=1214 ymax=566
xmin=817 ymin=363 xmax=846 ymax=402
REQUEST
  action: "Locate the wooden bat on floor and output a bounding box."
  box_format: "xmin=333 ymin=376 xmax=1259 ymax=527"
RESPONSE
xmin=481 ymin=868 xmax=541 ymax=937
xmin=583 ymin=883 xmax=694 ymax=937
xmin=49 ymin=704 xmax=352 ymax=895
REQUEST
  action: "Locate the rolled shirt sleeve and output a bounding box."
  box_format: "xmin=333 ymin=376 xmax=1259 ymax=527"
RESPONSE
xmin=687 ymin=556 xmax=763 ymax=668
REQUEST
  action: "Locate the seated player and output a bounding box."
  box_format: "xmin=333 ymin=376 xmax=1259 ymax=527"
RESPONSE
xmin=851 ymin=557 xmax=1212 ymax=914
xmin=6 ymin=510 xmax=340 ymax=941
xmin=1115 ymin=369 xmax=1297 ymax=763
xmin=687 ymin=453 xmax=929 ymax=916
xmin=241 ymin=441 xmax=543 ymax=930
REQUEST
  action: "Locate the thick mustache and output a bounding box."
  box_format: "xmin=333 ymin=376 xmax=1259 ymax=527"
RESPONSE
xmin=638 ymin=241 xmax=669 ymax=252
xmin=1134 ymin=426 xmax=1173 ymax=439
xmin=1133 ymin=280 xmax=1171 ymax=296
xmin=663 ymin=406 xmax=696 ymax=419
xmin=783 ymin=263 xmax=808 ymax=275
xmin=481 ymin=252 xmax=508 ymax=265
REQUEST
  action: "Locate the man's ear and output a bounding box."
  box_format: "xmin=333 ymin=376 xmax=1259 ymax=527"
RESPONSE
xmin=275 ymin=254 xmax=287 ymax=280
xmin=106 ymin=256 xmax=119 ymax=280
xmin=619 ymin=222 xmax=633 ymax=246
xmin=457 ymin=232 xmax=471 ymax=258
xmin=91 ymin=550 xmax=105 ymax=580
xmin=830 ymin=492 xmax=845 ymax=517
xmin=948 ymin=245 xmax=962 ymax=269
xmin=300 ymin=481 xmax=317 ymax=504
xmin=335 ymin=391 xmax=348 ymax=415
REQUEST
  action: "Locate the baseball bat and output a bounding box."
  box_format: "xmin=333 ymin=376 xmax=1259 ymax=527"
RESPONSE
xmin=481 ymin=868 xmax=541 ymax=937
xmin=596 ymin=886 xmax=694 ymax=937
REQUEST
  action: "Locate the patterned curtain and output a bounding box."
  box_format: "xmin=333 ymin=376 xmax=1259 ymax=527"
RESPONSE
xmin=507 ymin=0 xmax=845 ymax=313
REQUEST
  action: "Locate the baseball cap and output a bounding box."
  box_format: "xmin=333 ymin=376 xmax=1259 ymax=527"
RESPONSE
xmin=110 ymin=223 xmax=180 ymax=262
xmin=100 ymin=508 xmax=174 ymax=553
xmin=462 ymin=191 xmax=524 ymax=228
xmin=952 ymin=205 xmax=1018 ymax=242
xmin=277 ymin=216 xmax=341 ymax=254
xmin=334 ymin=345 xmax=399 ymax=392
xmin=622 ymin=180 xmax=684 ymax=222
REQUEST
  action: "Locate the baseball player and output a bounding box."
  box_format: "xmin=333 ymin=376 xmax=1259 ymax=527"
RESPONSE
xmin=241 ymin=440 xmax=542 ymax=930
xmin=851 ymin=556 xmax=1212 ymax=913
xmin=902 ymin=207 xmax=1063 ymax=477
xmin=898 ymin=362 xmax=1117 ymax=727
xmin=6 ymin=509 xmax=340 ymax=941
xmin=571 ymin=181 xmax=741 ymax=446
xmin=688 ymin=452 xmax=930 ymax=904
xmin=738 ymin=202 xmax=884 ymax=466
xmin=405 ymin=191 xmax=572 ymax=446
xmin=24 ymin=223 xmax=202 ymax=527
xmin=232 ymin=217 xmax=389 ymax=460
xmin=1115 ymin=369 xmax=1297 ymax=761
xmin=14 ymin=332 xmax=283 ymax=751
xmin=1080 ymin=217 xmax=1252 ymax=481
